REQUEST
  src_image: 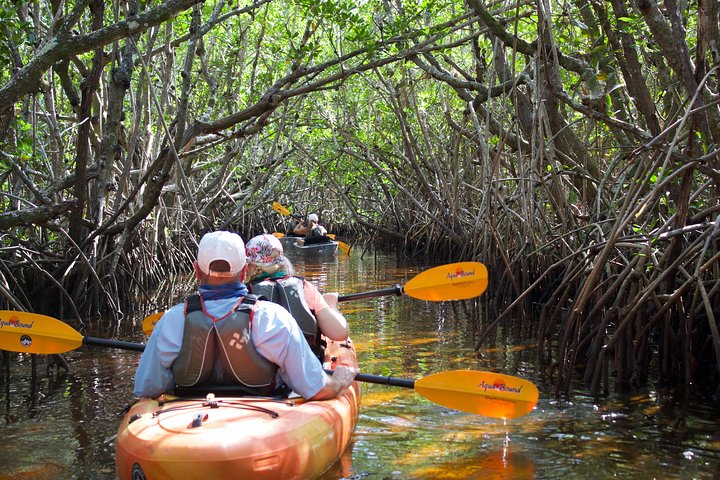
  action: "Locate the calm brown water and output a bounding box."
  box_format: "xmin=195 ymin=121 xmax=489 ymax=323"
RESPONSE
xmin=1 ymin=248 xmax=718 ymax=479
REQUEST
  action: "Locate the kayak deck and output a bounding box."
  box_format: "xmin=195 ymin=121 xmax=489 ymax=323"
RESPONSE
xmin=116 ymin=339 xmax=360 ymax=480
xmin=292 ymin=240 xmax=338 ymax=257
xmin=278 ymin=235 xmax=301 ymax=248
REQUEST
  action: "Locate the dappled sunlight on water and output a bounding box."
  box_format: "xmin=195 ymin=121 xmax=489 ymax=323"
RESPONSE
xmin=0 ymin=462 xmax=67 ymax=480
xmin=2 ymin=248 xmax=719 ymax=479
xmin=359 ymin=389 xmax=408 ymax=409
xmin=405 ymin=337 xmax=438 ymax=346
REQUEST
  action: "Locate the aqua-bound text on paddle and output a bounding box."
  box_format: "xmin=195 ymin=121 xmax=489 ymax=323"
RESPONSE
xmin=0 ymin=316 xmax=35 ymax=329
xmin=477 ymin=380 xmax=524 ymax=394
xmin=446 ymin=268 xmax=475 ymax=281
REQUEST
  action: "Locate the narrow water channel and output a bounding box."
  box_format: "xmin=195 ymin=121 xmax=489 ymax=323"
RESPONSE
xmin=1 ymin=248 xmax=718 ymax=479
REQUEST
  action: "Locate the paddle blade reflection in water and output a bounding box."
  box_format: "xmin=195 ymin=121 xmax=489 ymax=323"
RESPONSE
xmin=402 ymin=446 xmax=536 ymax=480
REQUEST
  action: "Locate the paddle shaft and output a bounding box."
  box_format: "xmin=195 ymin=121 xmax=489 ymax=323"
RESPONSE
xmin=85 ymin=336 xmax=145 ymax=352
xmin=144 ymin=260 xmax=488 ymax=334
xmin=326 ymin=369 xmax=414 ymax=388
xmin=83 ymin=338 xmax=413 ymax=388
xmin=86 ymin=338 xmax=417 ymax=389
xmin=141 ymin=285 xmax=402 ymax=334
xmin=85 ymin=338 xmax=411 ymax=389
xmin=144 ymin=284 xmax=422 ymax=333
xmin=338 ymin=285 xmax=402 ymax=302
xmin=84 ymin=338 xmax=416 ymax=388
xmin=1 ymin=310 xmax=536 ymax=418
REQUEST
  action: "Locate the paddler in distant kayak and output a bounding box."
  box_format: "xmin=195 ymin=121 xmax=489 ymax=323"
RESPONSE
xmin=245 ymin=234 xmax=348 ymax=360
xmin=294 ymin=213 xmax=332 ymax=245
xmin=133 ymin=231 xmax=358 ymax=400
xmin=291 ymin=214 xmax=310 ymax=236
xmin=305 ymin=213 xmax=327 ymax=238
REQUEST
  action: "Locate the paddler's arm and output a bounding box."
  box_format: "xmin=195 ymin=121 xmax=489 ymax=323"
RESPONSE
xmin=293 ymin=220 xmax=309 ymax=236
xmin=303 ymin=281 xmax=349 ymax=341
xmin=310 ymin=365 xmax=359 ymax=401
xmin=134 ymin=306 xmax=184 ymax=397
xmin=253 ymin=301 xmax=357 ymax=400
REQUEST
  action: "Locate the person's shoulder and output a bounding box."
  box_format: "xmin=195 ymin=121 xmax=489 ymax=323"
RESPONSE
xmin=254 ymin=300 xmax=294 ymax=321
xmin=253 ymin=301 xmax=299 ymax=333
xmin=254 ymin=299 xmax=283 ymax=312
xmin=152 ymin=303 xmax=185 ymax=333
xmin=161 ymin=303 xmax=185 ymax=320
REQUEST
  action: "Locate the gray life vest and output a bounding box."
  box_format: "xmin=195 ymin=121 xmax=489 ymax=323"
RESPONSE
xmin=249 ymin=276 xmax=322 ymax=353
xmin=172 ymin=294 xmax=277 ymax=395
xmin=308 ymin=225 xmax=326 ymax=238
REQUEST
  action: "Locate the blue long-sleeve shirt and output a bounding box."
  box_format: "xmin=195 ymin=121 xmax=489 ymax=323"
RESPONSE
xmin=134 ymin=297 xmax=326 ymax=398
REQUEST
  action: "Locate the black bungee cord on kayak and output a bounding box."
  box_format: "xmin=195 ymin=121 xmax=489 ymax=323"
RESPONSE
xmin=148 ymin=394 xmax=293 ymax=420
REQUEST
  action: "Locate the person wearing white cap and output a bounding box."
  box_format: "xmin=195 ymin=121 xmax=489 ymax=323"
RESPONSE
xmin=306 ymin=213 xmax=327 ymax=238
xmin=293 ymin=213 xmax=329 ymax=246
xmin=292 ymin=213 xmax=326 ymax=237
xmin=134 ymin=231 xmax=358 ymax=400
xmin=245 ymin=234 xmax=349 ymax=360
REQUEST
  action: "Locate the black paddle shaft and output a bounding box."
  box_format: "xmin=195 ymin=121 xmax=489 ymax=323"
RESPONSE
xmin=324 ymin=369 xmax=416 ymax=389
xmin=84 ymin=337 xmax=419 ymax=390
xmin=84 ymin=336 xmax=145 ymax=352
xmin=338 ymin=285 xmax=403 ymax=302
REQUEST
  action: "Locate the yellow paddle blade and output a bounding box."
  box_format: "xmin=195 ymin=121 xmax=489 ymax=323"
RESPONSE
xmin=336 ymin=240 xmax=351 ymax=255
xmin=272 ymin=232 xmax=285 ymax=238
xmin=403 ymin=262 xmax=488 ymax=301
xmin=323 ymin=234 xmax=351 ymax=254
xmin=0 ymin=310 xmax=83 ymax=354
xmin=142 ymin=312 xmax=164 ymax=336
xmin=414 ymin=370 xmax=538 ymax=419
xmin=272 ymin=201 xmax=292 ymax=216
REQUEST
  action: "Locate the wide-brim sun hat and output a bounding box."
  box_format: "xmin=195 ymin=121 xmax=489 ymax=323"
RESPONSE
xmin=197 ymin=231 xmax=247 ymax=277
xmin=246 ymin=234 xmax=286 ymax=268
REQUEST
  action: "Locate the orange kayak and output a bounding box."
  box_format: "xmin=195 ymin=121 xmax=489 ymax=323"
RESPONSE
xmin=115 ymin=339 xmax=360 ymax=480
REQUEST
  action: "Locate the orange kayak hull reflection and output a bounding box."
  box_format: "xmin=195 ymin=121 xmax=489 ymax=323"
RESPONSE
xmin=115 ymin=339 xmax=360 ymax=480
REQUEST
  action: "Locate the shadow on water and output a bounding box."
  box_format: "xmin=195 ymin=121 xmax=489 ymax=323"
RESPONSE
xmin=1 ymin=247 xmax=719 ymax=479
xmin=1 ymin=345 xmax=137 ymax=479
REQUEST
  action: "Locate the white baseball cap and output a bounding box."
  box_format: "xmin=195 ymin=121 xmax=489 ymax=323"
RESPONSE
xmin=196 ymin=231 xmax=247 ymax=277
xmin=308 ymin=213 xmax=319 ymax=222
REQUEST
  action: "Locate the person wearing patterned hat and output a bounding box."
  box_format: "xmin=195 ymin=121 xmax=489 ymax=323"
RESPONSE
xmin=134 ymin=231 xmax=357 ymax=400
xmin=245 ymin=234 xmax=349 ymax=361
